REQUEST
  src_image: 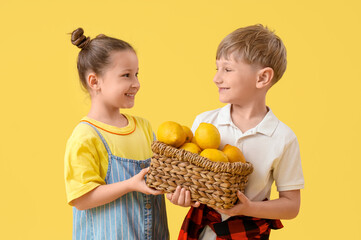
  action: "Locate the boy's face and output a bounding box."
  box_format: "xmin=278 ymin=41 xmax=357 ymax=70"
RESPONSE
xmin=214 ymin=55 xmax=261 ymax=105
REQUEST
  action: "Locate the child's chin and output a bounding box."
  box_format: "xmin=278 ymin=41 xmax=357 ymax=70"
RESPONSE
xmin=120 ymin=103 xmax=135 ymax=109
xmin=219 ymin=96 xmax=229 ymax=103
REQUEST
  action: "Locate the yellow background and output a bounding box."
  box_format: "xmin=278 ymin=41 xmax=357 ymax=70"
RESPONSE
xmin=1 ymin=0 xmax=360 ymax=239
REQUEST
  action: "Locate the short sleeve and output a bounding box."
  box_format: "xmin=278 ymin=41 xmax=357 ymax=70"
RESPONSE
xmin=143 ymin=117 xmax=155 ymax=144
xmin=64 ymin=132 xmax=106 ymax=205
xmin=136 ymin=116 xmax=155 ymax=144
xmin=272 ymin=137 xmax=305 ymax=192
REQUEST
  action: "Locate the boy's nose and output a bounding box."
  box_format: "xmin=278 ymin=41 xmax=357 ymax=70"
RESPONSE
xmin=213 ymin=73 xmax=223 ymax=84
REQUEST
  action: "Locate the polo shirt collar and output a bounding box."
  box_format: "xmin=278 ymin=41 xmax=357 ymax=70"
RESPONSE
xmin=217 ymin=104 xmax=279 ymax=136
xmin=217 ymin=104 xmax=233 ymax=126
xmin=256 ymin=107 xmax=279 ymax=136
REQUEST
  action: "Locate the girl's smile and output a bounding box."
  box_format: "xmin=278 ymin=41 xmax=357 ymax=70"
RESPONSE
xmin=125 ymin=92 xmax=137 ymax=99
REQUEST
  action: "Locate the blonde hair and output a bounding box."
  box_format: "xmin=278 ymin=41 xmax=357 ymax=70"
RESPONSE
xmin=216 ymin=24 xmax=287 ymax=84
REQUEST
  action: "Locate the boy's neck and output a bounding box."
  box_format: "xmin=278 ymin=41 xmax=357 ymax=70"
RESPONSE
xmin=230 ymin=100 xmax=268 ymax=134
xmin=87 ymin=101 xmax=128 ymax=128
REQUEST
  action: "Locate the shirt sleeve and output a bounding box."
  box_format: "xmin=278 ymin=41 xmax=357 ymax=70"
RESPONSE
xmin=143 ymin=117 xmax=156 ymax=143
xmin=272 ymin=137 xmax=305 ymax=192
xmin=64 ymin=132 xmax=106 ymax=205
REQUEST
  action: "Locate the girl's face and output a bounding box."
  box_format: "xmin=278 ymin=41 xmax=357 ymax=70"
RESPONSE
xmin=213 ymin=55 xmax=260 ymax=105
xmin=98 ymin=50 xmax=140 ymax=109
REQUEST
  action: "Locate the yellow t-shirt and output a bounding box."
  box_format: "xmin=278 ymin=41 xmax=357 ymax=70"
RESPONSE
xmin=64 ymin=114 xmax=154 ymax=205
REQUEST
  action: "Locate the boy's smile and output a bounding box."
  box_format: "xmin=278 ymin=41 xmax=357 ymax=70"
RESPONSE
xmin=218 ymin=87 xmax=230 ymax=93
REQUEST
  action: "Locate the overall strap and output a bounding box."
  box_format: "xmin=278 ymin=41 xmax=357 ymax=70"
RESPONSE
xmin=80 ymin=121 xmax=112 ymax=156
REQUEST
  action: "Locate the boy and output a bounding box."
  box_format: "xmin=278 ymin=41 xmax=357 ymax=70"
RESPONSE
xmin=167 ymin=24 xmax=304 ymax=240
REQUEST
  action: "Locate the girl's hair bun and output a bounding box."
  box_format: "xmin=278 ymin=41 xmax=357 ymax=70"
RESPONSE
xmin=71 ymin=28 xmax=90 ymax=49
xmin=96 ymin=34 xmax=106 ymax=38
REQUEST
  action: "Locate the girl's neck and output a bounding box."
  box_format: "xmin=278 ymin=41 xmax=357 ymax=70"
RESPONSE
xmin=230 ymin=98 xmax=268 ymax=134
xmin=87 ymin=101 xmax=128 ymax=128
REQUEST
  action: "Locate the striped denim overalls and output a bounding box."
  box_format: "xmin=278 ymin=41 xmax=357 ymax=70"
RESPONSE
xmin=73 ymin=122 xmax=169 ymax=240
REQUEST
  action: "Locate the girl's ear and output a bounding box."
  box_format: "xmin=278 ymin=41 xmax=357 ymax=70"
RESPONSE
xmin=87 ymin=73 xmax=101 ymax=92
xmin=256 ymin=67 xmax=274 ymax=89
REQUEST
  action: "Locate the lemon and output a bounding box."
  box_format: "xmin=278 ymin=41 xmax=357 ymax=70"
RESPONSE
xmin=194 ymin=123 xmax=221 ymax=149
xmin=180 ymin=142 xmax=201 ymax=154
xmin=222 ymin=144 xmax=246 ymax=163
xmin=157 ymin=121 xmax=186 ymax=147
xmin=182 ymin=125 xmax=193 ymax=143
xmin=191 ymin=136 xmax=198 ymax=145
xmin=200 ymin=149 xmax=228 ymax=162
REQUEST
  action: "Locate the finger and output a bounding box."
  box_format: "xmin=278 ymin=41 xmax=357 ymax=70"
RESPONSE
xmin=171 ymin=186 xmax=181 ymax=204
xmin=166 ymin=193 xmax=173 ymax=201
xmin=191 ymin=201 xmax=201 ymax=208
xmin=237 ymin=191 xmax=247 ymax=203
xmin=215 ymin=207 xmax=229 ymax=215
xmin=184 ymin=190 xmax=191 ymax=207
xmin=144 ymin=185 xmax=163 ymax=195
xmin=148 ymin=189 xmax=164 ymax=195
xmin=138 ymin=167 xmax=150 ymax=178
xmin=177 ymin=188 xmax=186 ymax=206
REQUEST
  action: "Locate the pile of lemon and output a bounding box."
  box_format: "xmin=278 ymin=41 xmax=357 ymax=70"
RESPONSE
xmin=157 ymin=121 xmax=246 ymax=163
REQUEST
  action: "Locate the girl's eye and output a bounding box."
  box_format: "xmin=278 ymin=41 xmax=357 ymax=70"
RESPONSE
xmin=225 ymin=68 xmax=232 ymax=72
xmin=122 ymin=73 xmax=130 ymax=77
xmin=135 ymin=73 xmax=139 ymax=77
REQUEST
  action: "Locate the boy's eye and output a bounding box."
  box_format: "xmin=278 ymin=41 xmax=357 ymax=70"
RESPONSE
xmin=225 ymin=68 xmax=232 ymax=72
xmin=135 ymin=72 xmax=139 ymax=77
xmin=122 ymin=73 xmax=130 ymax=77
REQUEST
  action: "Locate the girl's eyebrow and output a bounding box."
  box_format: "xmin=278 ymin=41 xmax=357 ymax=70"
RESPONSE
xmin=119 ymin=68 xmax=138 ymax=72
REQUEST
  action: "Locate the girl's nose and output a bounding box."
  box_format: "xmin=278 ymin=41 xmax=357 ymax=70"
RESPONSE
xmin=132 ymin=77 xmax=140 ymax=89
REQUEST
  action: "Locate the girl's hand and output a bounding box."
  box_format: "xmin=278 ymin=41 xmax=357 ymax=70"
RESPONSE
xmin=166 ymin=186 xmax=200 ymax=208
xmin=215 ymin=190 xmax=252 ymax=217
xmin=129 ymin=168 xmax=164 ymax=195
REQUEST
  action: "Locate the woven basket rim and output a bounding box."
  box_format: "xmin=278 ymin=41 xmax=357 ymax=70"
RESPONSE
xmin=152 ymin=141 xmax=253 ymax=175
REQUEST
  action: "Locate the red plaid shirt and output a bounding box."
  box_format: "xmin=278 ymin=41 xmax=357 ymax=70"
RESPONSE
xmin=178 ymin=204 xmax=283 ymax=240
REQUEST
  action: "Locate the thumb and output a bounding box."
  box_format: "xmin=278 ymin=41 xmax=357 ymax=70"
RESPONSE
xmin=237 ymin=190 xmax=247 ymax=203
xmin=138 ymin=167 xmax=150 ymax=178
xmin=191 ymin=202 xmax=201 ymax=208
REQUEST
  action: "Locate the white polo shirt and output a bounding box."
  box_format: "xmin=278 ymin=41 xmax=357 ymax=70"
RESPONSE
xmin=192 ymin=104 xmax=304 ymax=240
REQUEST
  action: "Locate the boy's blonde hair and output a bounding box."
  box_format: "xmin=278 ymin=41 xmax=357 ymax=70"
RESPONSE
xmin=216 ymin=24 xmax=287 ymax=84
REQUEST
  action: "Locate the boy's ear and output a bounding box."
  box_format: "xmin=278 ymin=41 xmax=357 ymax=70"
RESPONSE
xmin=256 ymin=67 xmax=274 ymax=89
xmin=87 ymin=73 xmax=101 ymax=91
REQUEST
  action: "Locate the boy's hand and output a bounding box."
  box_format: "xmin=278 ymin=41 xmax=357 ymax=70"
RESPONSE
xmin=215 ymin=190 xmax=252 ymax=217
xmin=166 ymin=186 xmax=200 ymax=208
xmin=129 ymin=168 xmax=164 ymax=195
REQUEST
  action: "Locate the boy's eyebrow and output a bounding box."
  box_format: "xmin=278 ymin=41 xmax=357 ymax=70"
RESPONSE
xmin=216 ymin=61 xmax=231 ymax=66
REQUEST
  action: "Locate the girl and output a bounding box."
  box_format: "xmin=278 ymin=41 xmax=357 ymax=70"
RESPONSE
xmin=64 ymin=28 xmax=169 ymax=240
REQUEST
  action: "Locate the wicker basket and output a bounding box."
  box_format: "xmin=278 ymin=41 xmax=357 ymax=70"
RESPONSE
xmin=146 ymin=141 xmax=254 ymax=209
